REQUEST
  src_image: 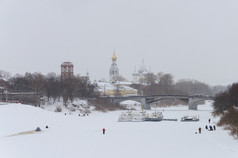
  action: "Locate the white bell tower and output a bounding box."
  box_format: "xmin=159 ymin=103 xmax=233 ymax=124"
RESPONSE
xmin=109 ymin=49 xmax=119 ymax=83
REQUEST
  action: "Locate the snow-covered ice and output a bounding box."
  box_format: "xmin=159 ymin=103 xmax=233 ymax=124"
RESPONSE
xmin=0 ymin=101 xmax=237 ymax=158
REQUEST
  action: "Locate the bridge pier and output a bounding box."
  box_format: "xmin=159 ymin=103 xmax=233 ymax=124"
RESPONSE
xmin=188 ymin=98 xmax=198 ymax=110
xmin=141 ymin=98 xmax=151 ymax=110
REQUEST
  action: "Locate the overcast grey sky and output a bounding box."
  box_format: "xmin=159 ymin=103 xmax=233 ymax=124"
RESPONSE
xmin=1 ymin=0 xmax=238 ymax=86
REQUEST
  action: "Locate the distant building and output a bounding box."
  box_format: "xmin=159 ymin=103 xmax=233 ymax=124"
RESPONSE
xmin=95 ymin=81 xmax=138 ymax=97
xmin=61 ymin=62 xmax=74 ymax=79
xmin=132 ymin=60 xmax=148 ymax=84
xmin=109 ymin=49 xmax=119 ymax=83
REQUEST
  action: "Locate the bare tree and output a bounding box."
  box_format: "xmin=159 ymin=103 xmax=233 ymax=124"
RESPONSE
xmin=28 ymin=73 xmax=45 ymax=93
xmin=213 ymin=82 xmax=238 ymax=138
xmin=143 ymin=73 xmax=157 ymax=85
xmin=175 ymin=79 xmax=212 ymax=95
xmin=44 ymin=73 xmax=61 ymax=101
xmin=157 ymin=73 xmax=174 ymax=94
xmin=9 ymin=74 xmax=31 ymax=92
xmin=61 ymin=76 xmax=97 ymax=106
xmin=159 ymin=73 xmax=173 ymax=86
xmin=61 ymin=78 xmax=76 ymax=105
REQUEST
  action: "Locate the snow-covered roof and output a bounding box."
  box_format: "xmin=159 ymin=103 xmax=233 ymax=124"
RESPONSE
xmin=115 ymin=81 xmax=133 ymax=85
xmin=96 ymin=82 xmax=115 ymax=91
xmin=95 ymin=81 xmax=137 ymax=92
xmin=0 ymin=78 xmax=8 ymax=81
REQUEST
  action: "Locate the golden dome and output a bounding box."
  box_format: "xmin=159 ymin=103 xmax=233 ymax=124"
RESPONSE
xmin=112 ymin=50 xmax=117 ymax=61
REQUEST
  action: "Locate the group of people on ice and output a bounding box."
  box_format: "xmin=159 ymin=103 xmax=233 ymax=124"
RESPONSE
xmin=205 ymin=118 xmax=216 ymax=131
xmin=205 ymin=125 xmax=216 ymax=131
xmin=197 ymin=119 xmax=216 ymax=134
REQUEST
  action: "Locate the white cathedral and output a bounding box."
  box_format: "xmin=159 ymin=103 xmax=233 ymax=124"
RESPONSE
xmin=132 ymin=60 xmax=149 ymax=84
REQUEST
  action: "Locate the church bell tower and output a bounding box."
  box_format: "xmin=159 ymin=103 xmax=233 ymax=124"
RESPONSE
xmin=109 ymin=49 xmax=119 ymax=83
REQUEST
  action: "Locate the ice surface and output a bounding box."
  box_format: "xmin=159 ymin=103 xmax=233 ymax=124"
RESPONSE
xmin=0 ymin=101 xmax=237 ymax=158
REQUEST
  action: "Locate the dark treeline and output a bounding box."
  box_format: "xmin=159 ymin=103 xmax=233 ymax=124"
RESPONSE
xmin=213 ymin=82 xmax=238 ymax=138
xmin=130 ymin=72 xmax=225 ymax=96
xmin=0 ymin=70 xmax=227 ymax=106
xmin=1 ymin=72 xmax=97 ymax=106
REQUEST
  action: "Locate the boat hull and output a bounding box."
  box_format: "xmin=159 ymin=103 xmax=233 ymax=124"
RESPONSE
xmin=181 ymin=116 xmax=199 ymax=122
xmin=145 ymin=117 xmax=163 ymax=121
xmin=181 ymin=119 xmax=199 ymax=122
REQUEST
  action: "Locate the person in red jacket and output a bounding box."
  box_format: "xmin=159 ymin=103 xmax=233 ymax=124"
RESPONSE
xmin=102 ymin=128 xmax=105 ymax=134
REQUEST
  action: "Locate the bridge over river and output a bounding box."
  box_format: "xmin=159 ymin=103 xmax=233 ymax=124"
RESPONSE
xmin=102 ymin=95 xmax=215 ymax=110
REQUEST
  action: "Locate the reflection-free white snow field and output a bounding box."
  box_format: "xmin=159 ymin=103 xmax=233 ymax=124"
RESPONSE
xmin=0 ymin=102 xmax=237 ymax=158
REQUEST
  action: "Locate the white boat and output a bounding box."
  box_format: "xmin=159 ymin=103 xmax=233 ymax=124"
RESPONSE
xmin=118 ymin=110 xmax=147 ymax=122
xmin=132 ymin=110 xmax=147 ymax=122
xmin=145 ymin=111 xmax=163 ymax=121
xmin=118 ymin=111 xmax=133 ymax=122
xmin=181 ymin=115 xmax=199 ymax=122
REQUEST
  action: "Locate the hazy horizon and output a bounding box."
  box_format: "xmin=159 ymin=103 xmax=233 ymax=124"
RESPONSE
xmin=1 ymin=0 xmax=238 ymax=86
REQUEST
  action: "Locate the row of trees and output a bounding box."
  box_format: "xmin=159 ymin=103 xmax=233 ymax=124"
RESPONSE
xmin=213 ymin=83 xmax=238 ymax=115
xmin=213 ymin=83 xmax=238 ymax=138
xmin=130 ymin=72 xmax=225 ymax=96
xmin=1 ymin=72 xmax=97 ymax=105
xmin=0 ymin=70 xmax=227 ymax=105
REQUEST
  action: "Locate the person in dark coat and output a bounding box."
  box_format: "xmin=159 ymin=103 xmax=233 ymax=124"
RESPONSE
xmin=208 ymin=119 xmax=211 ymax=123
xmin=213 ymin=125 xmax=216 ymax=130
xmin=102 ymin=128 xmax=106 ymax=134
xmin=209 ymin=125 xmax=213 ymax=131
xmin=205 ymin=125 xmax=208 ymax=130
xmin=198 ymin=127 xmax=201 ymax=134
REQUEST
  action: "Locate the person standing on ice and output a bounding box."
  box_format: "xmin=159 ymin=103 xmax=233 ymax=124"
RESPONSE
xmin=102 ymin=128 xmax=106 ymax=134
xmin=198 ymin=127 xmax=201 ymax=134
xmin=208 ymin=119 xmax=211 ymax=123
